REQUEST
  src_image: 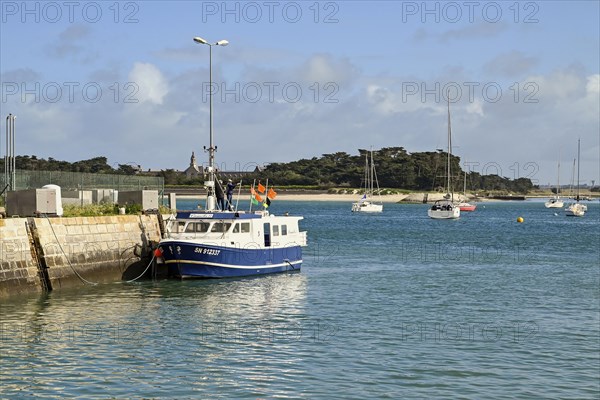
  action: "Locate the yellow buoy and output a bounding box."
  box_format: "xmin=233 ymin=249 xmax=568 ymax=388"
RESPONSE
xmin=517 ymin=217 xmax=524 ymax=223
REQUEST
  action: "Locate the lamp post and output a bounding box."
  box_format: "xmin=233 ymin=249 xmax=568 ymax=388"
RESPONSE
xmin=4 ymin=114 xmax=16 ymax=194
xmin=193 ymin=36 xmax=228 ymax=211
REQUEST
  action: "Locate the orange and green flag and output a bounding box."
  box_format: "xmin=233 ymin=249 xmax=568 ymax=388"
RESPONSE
xmin=250 ymin=186 xmax=262 ymax=204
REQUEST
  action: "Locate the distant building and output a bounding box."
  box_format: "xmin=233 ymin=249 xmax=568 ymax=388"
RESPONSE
xmin=181 ymin=151 xmax=264 ymax=180
xmin=184 ymin=152 xmax=203 ymax=178
xmin=219 ymin=166 xmax=263 ymax=181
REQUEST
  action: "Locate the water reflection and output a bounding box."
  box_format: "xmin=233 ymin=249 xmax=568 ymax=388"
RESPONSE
xmin=0 ymin=273 xmax=310 ymax=398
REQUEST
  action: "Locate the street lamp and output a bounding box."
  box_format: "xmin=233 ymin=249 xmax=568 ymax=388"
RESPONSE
xmin=4 ymin=114 xmax=16 ymax=194
xmin=193 ymin=36 xmax=228 ymax=211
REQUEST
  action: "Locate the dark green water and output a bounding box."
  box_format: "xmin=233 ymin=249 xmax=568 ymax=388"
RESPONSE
xmin=1 ymin=200 xmax=599 ymax=399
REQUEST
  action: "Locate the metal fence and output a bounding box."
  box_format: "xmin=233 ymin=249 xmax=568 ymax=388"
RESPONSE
xmin=1 ymin=170 xmax=164 ymax=193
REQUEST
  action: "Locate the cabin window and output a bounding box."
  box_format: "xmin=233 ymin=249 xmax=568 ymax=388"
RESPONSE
xmin=263 ymin=222 xmax=271 ymax=247
xmin=176 ymin=221 xmax=185 ymax=233
xmin=272 ymin=226 xmax=279 ymax=236
xmin=196 ymin=222 xmax=211 ymax=232
xmin=185 ymin=222 xmax=210 ymax=233
xmin=211 ymin=222 xmax=232 ymax=233
xmin=281 ymin=225 xmax=287 ymax=236
xmin=232 ymin=222 xmax=250 ymax=233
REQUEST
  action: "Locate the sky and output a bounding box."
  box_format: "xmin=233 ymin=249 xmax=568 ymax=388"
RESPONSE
xmin=1 ymin=0 xmax=599 ymax=186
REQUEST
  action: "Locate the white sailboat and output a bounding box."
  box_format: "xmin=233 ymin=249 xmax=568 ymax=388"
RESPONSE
xmin=565 ymin=138 xmax=586 ymax=217
xmin=428 ymin=98 xmax=460 ymax=219
xmin=352 ymin=149 xmax=383 ymax=213
xmin=545 ymin=154 xmax=564 ymax=208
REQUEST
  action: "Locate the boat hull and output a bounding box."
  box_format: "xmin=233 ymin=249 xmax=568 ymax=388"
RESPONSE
xmin=565 ymin=203 xmax=586 ymax=217
xmin=159 ymin=241 xmax=302 ymax=278
xmin=458 ymin=203 xmax=477 ymax=212
xmin=545 ymin=199 xmax=564 ymax=208
xmin=428 ymin=208 xmax=461 ymax=219
xmin=428 ymin=200 xmax=461 ymax=219
xmin=352 ymin=201 xmax=383 ymax=213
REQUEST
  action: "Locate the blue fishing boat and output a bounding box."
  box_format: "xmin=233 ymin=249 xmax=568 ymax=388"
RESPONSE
xmin=156 ymin=35 xmax=307 ymax=278
xmin=158 ymin=210 xmax=306 ymax=278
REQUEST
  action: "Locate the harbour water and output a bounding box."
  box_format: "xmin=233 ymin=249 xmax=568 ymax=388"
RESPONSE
xmin=1 ymin=200 xmax=598 ymax=398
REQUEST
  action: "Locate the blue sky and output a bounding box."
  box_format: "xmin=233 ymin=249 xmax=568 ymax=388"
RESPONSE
xmin=1 ymin=1 xmax=599 ymax=186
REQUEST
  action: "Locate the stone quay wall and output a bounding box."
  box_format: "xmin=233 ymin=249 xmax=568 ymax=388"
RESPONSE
xmin=0 ymin=215 xmax=162 ymax=298
xmin=0 ymin=218 xmax=41 ymax=297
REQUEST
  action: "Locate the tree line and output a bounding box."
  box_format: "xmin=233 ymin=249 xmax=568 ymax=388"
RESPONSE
xmin=1 ymin=155 xmax=138 ymax=175
xmin=247 ymin=147 xmax=534 ymax=194
xmin=1 ymin=149 xmax=535 ymax=193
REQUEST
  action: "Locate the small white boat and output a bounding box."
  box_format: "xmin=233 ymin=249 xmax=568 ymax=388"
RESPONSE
xmin=545 ymin=156 xmax=564 ymax=208
xmin=429 ymin=97 xmax=460 ymax=219
xmin=565 ymin=203 xmax=586 ymax=217
xmin=545 ymin=197 xmax=564 ymax=208
xmin=352 ymin=149 xmax=383 ymax=213
xmin=565 ymin=138 xmax=585 ymax=217
xmin=428 ymin=199 xmax=461 ymax=219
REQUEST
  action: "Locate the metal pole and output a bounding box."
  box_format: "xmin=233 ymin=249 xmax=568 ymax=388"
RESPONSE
xmin=11 ymin=115 xmax=16 ymax=191
xmin=4 ymin=115 xmax=8 ymax=191
xmin=207 ymin=43 xmax=216 ymax=203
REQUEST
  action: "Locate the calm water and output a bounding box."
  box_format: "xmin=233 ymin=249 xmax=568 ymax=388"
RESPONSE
xmin=1 ymin=200 xmax=599 ymax=399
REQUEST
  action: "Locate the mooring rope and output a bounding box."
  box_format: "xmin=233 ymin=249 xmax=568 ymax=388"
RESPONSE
xmin=125 ymin=253 xmax=156 ymax=283
xmin=284 ymin=259 xmax=296 ymax=271
xmin=44 ymin=214 xmax=98 ymax=286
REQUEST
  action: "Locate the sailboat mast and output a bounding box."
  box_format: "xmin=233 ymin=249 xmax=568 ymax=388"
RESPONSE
xmin=447 ymin=96 xmax=452 ymax=201
xmin=364 ymin=152 xmax=369 ymax=194
xmin=557 ymin=152 xmax=561 ymax=196
xmin=576 ymin=138 xmax=580 ymax=202
xmin=370 ymin=149 xmax=374 ymax=195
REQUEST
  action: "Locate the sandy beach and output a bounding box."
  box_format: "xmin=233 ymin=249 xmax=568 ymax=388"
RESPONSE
xmin=171 ymin=192 xmax=484 ymax=203
xmin=169 ymin=190 xmax=597 ymax=204
xmin=274 ymin=193 xmax=409 ymax=203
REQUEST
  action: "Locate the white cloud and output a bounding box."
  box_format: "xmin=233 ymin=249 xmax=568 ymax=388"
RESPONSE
xmin=586 ymin=74 xmax=599 ymax=95
xmin=128 ymin=63 xmax=169 ymax=105
xmin=465 ymin=99 xmax=484 ymax=116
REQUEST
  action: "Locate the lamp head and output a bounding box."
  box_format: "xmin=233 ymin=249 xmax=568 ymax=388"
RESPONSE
xmin=193 ymin=37 xmax=208 ymax=45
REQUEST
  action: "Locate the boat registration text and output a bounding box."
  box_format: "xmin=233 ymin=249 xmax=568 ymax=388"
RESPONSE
xmin=195 ymin=247 xmax=221 ymax=256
